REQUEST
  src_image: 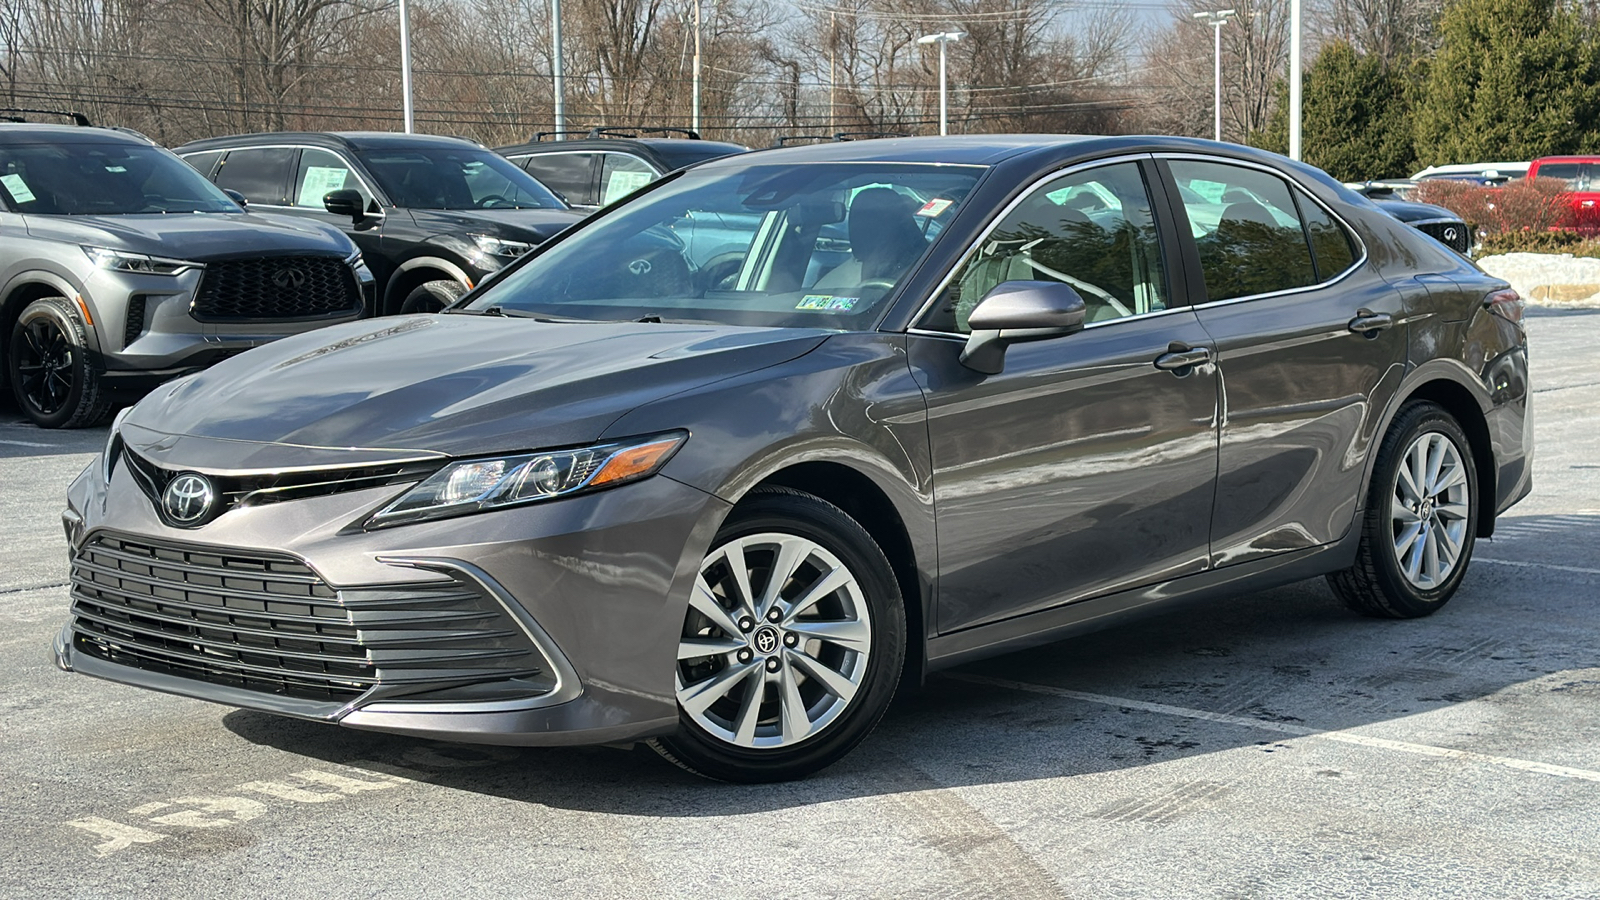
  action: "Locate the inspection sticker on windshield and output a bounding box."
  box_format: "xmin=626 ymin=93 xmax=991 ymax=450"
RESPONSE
xmin=1 ymin=174 xmax=36 ymax=204
xmin=916 ymin=198 xmax=954 ymax=218
xmin=796 ymin=295 xmax=859 ymax=312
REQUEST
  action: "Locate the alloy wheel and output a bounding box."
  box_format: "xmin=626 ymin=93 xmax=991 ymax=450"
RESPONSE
xmin=675 ymin=532 xmax=873 ymax=749
xmin=1390 ymin=431 xmax=1472 ymax=590
xmin=14 ymin=318 xmax=75 ymax=416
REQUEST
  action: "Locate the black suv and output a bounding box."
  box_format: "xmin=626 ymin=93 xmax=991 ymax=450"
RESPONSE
xmin=175 ymin=132 xmax=585 ymax=313
xmin=496 ymin=127 xmax=747 ymax=211
xmin=1 ymin=116 xmax=369 ymax=427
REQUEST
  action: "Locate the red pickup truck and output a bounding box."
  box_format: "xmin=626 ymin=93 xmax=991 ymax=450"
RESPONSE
xmin=1526 ymin=156 xmax=1600 ymax=227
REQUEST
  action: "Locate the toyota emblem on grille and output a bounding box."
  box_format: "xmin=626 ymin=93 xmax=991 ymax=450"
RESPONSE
xmin=162 ymin=473 xmax=216 ymax=525
xmin=273 ymin=267 xmax=307 ymax=289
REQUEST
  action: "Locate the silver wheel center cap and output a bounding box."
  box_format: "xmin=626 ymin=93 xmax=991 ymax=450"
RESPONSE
xmin=1420 ymin=497 xmax=1434 ymax=519
xmin=752 ymin=625 xmax=780 ymax=655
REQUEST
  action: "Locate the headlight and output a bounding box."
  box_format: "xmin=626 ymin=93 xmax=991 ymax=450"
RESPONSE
xmin=82 ymin=246 xmax=198 ymax=276
xmin=469 ymin=234 xmax=537 ymax=259
xmin=103 ymin=407 xmax=132 ymax=483
xmin=366 ymin=432 xmax=686 ymax=528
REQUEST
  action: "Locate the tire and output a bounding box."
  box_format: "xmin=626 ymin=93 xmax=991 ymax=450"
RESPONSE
xmin=399 ymin=279 xmax=465 ymax=314
xmin=649 ymin=488 xmax=906 ymax=782
xmin=6 ymin=297 xmax=111 ymax=429
xmin=1327 ymin=401 xmax=1479 ymax=618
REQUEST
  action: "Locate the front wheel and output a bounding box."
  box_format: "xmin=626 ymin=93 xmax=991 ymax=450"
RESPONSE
xmin=7 ymin=297 xmax=111 ymax=428
xmin=399 ymin=279 xmax=465 ymax=314
xmin=1328 ymin=401 xmax=1479 ymax=618
xmin=649 ymin=488 xmax=906 ymax=782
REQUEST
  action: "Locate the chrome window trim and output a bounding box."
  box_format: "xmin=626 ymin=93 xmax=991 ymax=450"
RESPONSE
xmin=903 ymin=152 xmax=1164 ymax=334
xmin=1157 ymin=152 xmax=1369 ymax=310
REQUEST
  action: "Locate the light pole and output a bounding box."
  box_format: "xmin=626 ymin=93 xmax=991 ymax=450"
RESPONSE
xmin=917 ymin=31 xmax=965 ymax=136
xmin=1192 ymin=9 xmax=1235 ymax=143
xmin=692 ymin=0 xmax=701 ymax=134
xmin=552 ymin=0 xmax=565 ymax=138
xmin=1289 ymin=0 xmax=1302 ymax=160
xmin=398 ymin=0 xmax=414 ymax=133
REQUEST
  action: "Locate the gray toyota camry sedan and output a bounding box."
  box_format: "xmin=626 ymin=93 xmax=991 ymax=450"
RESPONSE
xmin=57 ymin=136 xmax=1532 ymax=782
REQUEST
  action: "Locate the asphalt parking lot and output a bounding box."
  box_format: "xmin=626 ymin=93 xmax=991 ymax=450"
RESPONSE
xmin=2 ymin=310 xmax=1598 ymax=899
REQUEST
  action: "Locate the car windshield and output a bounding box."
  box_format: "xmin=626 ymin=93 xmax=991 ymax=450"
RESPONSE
xmin=0 ymin=142 xmax=238 ymax=215
xmin=465 ymin=162 xmax=985 ymax=328
xmin=355 ymin=147 xmax=566 ymax=210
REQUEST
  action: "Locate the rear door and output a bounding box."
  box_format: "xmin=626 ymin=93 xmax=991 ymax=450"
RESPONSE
xmin=212 ymin=147 xmax=295 ymax=209
xmin=907 ymin=157 xmax=1220 ymax=632
xmin=1160 ymin=156 xmax=1407 ymax=567
xmin=518 ymin=151 xmax=599 ymax=209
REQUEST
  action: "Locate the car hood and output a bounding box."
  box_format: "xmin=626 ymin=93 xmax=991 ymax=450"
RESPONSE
xmin=408 ymin=207 xmax=585 ymax=243
xmin=126 ymin=315 xmax=831 ymax=462
xmin=1374 ymin=199 xmax=1460 ymax=223
xmin=20 ymin=211 xmax=352 ymax=260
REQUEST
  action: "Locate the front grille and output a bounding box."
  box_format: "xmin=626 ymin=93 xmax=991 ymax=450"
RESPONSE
xmin=121 ymin=448 xmax=437 ymax=522
xmin=1414 ymin=220 xmax=1471 ymax=254
xmin=191 ymin=256 xmax=362 ymax=321
xmin=70 ymin=533 xmax=548 ymax=705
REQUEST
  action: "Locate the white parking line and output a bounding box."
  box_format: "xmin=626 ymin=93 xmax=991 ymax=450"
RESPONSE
xmin=1475 ymin=557 xmax=1600 ymax=576
xmin=952 ymin=673 xmax=1600 ymax=785
xmin=0 ymin=438 xmax=52 ymax=448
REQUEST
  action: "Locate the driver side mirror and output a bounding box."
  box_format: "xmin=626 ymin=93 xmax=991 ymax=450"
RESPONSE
xmin=221 ymin=188 xmax=248 ymax=210
xmin=324 ymin=189 xmax=366 ymax=223
xmin=959 ymin=281 xmax=1086 ymax=375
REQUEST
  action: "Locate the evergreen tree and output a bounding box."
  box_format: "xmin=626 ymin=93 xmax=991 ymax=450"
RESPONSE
xmin=1413 ymin=0 xmax=1600 ymax=166
xmin=1253 ymin=41 xmax=1417 ymax=180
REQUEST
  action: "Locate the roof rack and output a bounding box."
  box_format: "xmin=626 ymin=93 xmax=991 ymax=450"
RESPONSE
xmin=532 ymin=129 xmax=591 ymax=142
xmin=832 ymin=130 xmax=911 ymax=141
xmin=772 ymin=134 xmax=836 ymax=147
xmin=587 ymin=126 xmax=702 ymax=140
xmin=0 ymin=108 xmax=92 ymax=127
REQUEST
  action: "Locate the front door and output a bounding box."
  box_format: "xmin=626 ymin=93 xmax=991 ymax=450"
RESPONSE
xmin=1162 ymin=157 xmax=1408 ymax=567
xmin=287 ymin=148 xmax=388 ymax=289
xmin=908 ymin=159 xmax=1220 ymax=633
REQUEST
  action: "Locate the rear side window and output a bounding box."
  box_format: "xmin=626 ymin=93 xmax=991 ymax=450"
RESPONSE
xmin=214 ymin=148 xmax=295 ymax=205
xmin=1169 ymin=160 xmax=1316 ymax=302
xmin=1298 ymin=193 xmax=1357 ymax=280
xmin=180 ymin=150 xmax=223 ymax=178
xmin=599 ymin=153 xmax=656 ymax=205
xmin=519 ymin=152 xmax=596 ymax=206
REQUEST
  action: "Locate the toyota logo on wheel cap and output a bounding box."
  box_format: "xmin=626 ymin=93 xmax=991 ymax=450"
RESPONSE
xmin=162 ymin=473 xmax=216 ymax=526
xmin=753 ymin=626 xmax=780 ymax=655
xmin=273 ymin=267 xmax=307 ymax=289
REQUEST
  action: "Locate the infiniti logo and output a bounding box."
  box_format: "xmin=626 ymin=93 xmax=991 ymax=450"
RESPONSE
xmin=627 ymin=258 xmax=653 ymax=276
xmin=273 ymin=267 xmax=307 ymax=289
xmin=162 ymin=473 xmax=216 ymax=526
xmin=1443 ymin=227 xmax=1461 ymax=243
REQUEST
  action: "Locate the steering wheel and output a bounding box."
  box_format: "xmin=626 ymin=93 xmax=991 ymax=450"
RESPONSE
xmin=857 ymin=279 xmax=898 ymax=293
xmin=478 ymin=194 xmax=510 ymax=208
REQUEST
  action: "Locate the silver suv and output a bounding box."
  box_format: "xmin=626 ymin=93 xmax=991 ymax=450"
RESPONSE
xmin=1 ymin=121 xmax=373 ymax=427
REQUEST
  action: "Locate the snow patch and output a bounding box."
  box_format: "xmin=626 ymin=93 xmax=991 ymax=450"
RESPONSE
xmin=1476 ymin=253 xmax=1600 ymax=308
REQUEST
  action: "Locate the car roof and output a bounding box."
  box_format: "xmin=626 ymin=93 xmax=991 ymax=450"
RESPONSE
xmin=174 ymin=131 xmax=490 ymax=153
xmin=0 ymin=123 xmax=153 ymax=146
xmin=1530 ymin=155 xmax=1600 ymax=164
xmin=497 ymin=136 xmax=748 ymax=156
xmin=1411 ymin=161 xmax=1528 ymax=179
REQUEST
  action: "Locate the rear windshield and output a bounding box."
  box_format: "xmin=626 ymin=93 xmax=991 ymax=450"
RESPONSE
xmin=355 ymin=147 xmax=566 ymax=210
xmin=0 ymin=142 xmax=238 ymax=215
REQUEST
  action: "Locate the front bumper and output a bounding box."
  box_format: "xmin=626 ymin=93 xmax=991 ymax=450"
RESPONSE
xmin=58 ymin=452 xmax=730 ymax=746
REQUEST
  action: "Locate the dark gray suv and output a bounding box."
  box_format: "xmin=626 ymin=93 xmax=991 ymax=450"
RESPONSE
xmin=1 ymin=123 xmax=372 ymax=427
xmin=58 ymin=136 xmax=1532 ymax=782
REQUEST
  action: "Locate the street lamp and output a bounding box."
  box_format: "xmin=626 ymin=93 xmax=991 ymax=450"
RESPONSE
xmin=398 ymin=0 xmax=414 ymax=133
xmin=1289 ymin=0 xmax=1302 ymax=160
xmin=1192 ymin=9 xmax=1235 ymax=143
xmin=552 ymin=0 xmax=565 ymax=138
xmin=917 ymin=31 xmax=965 ymax=136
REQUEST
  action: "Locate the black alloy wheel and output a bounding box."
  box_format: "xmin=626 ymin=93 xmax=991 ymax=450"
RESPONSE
xmin=7 ymin=297 xmax=111 ymax=428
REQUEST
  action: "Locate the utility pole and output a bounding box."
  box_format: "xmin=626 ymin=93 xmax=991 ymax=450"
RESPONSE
xmin=1192 ymin=9 xmax=1235 ymax=143
xmin=916 ymin=31 xmax=965 ymax=136
xmin=551 ymin=0 xmax=565 ymax=138
xmin=829 ymin=12 xmax=836 ymax=132
xmin=1289 ymin=0 xmax=1302 ymax=159
xmin=692 ymin=0 xmax=701 ymax=133
xmin=398 ymin=0 xmax=414 ymax=133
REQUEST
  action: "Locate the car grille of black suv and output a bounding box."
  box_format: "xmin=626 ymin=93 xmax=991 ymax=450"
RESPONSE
xmin=1414 ymin=221 xmax=1471 ymax=254
xmin=69 ymin=534 xmax=550 ymax=706
xmin=191 ymin=256 xmax=362 ymax=321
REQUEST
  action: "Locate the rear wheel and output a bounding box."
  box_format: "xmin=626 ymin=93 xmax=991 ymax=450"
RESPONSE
xmin=649 ymin=488 xmax=905 ymax=782
xmin=7 ymin=297 xmax=110 ymax=428
xmin=1328 ymin=401 xmax=1478 ymax=618
xmin=399 ymin=279 xmax=465 ymax=314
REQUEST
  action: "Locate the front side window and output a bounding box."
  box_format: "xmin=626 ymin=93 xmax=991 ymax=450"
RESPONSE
xmin=1170 ymin=160 xmax=1317 ymax=302
xmin=600 ymin=154 xmax=657 ymax=205
xmin=920 ymin=161 xmax=1169 ymax=334
xmin=215 ymin=147 xmax=296 ymax=205
xmin=1535 ymin=162 xmax=1581 ymax=188
xmin=356 ymin=148 xmax=565 ymax=210
xmin=0 ymin=142 xmax=238 ymax=215
xmin=293 ymin=148 xmax=370 ymax=209
xmin=466 ymin=162 xmax=983 ymax=329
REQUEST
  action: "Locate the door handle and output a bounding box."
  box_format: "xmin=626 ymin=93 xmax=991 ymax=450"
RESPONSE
xmin=1347 ymin=309 xmax=1394 ymax=337
xmin=1153 ymin=345 xmax=1212 ymax=373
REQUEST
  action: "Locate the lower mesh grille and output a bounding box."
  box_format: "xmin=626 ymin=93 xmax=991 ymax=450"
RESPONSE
xmin=70 ymin=533 xmax=548 ymax=705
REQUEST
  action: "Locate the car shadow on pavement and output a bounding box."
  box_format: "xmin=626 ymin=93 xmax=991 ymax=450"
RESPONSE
xmin=220 ymin=511 xmax=1600 ymax=815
